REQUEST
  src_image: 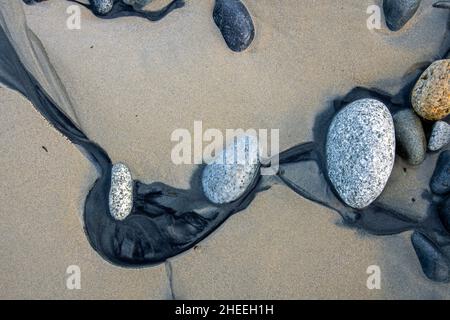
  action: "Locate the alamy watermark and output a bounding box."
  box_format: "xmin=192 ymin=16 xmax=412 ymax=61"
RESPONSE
xmin=66 ymin=265 xmax=81 ymax=290
xmin=171 ymin=121 xmax=280 ymax=176
xmin=367 ymin=5 xmax=382 ymax=30
xmin=366 ymin=265 xmax=381 ymax=290
xmin=66 ymin=5 xmax=81 ymax=30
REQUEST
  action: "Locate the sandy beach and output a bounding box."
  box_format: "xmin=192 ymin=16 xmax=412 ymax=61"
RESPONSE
xmin=0 ymin=0 xmax=449 ymax=299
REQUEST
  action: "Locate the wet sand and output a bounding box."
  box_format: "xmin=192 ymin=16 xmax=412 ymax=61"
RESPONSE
xmin=0 ymin=0 xmax=449 ymax=298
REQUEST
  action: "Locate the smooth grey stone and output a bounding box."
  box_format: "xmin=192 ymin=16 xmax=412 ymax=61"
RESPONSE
xmin=429 ymin=121 xmax=450 ymax=151
xmin=91 ymin=0 xmax=114 ymax=15
xmin=109 ymin=163 xmax=134 ymax=220
xmin=383 ymin=0 xmax=421 ymax=31
xmin=411 ymin=232 xmax=450 ymax=282
xmin=430 ymin=151 xmax=450 ymax=195
xmin=393 ymin=109 xmax=426 ymax=165
xmin=213 ymin=0 xmax=255 ymax=52
xmin=202 ymin=134 xmax=260 ymax=204
xmin=326 ymin=98 xmax=396 ymax=209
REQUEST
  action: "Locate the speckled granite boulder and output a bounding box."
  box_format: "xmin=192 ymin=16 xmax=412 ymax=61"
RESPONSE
xmin=91 ymin=0 xmax=114 ymax=15
xmin=213 ymin=0 xmax=255 ymax=52
xmin=326 ymin=99 xmax=396 ymax=209
xmin=383 ymin=0 xmax=421 ymax=31
xmin=411 ymin=232 xmax=450 ymax=282
xmin=430 ymin=151 xmax=450 ymax=195
xmin=429 ymin=121 xmax=450 ymax=151
xmin=393 ymin=109 xmax=426 ymax=165
xmin=412 ymin=60 xmax=450 ymax=121
xmin=202 ymin=134 xmax=260 ymax=204
xmin=109 ymin=163 xmax=134 ymax=220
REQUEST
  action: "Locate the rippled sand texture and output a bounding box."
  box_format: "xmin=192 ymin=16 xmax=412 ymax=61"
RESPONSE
xmin=0 ymin=0 xmax=449 ymax=298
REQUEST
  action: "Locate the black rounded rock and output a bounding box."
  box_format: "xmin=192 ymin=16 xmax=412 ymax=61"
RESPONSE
xmin=439 ymin=196 xmax=450 ymax=232
xmin=411 ymin=232 xmax=450 ymax=282
xmin=383 ymin=0 xmax=421 ymax=31
xmin=213 ymin=0 xmax=255 ymax=52
xmin=430 ymin=151 xmax=450 ymax=195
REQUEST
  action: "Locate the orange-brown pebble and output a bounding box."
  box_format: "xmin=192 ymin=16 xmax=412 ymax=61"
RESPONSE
xmin=411 ymin=59 xmax=450 ymax=121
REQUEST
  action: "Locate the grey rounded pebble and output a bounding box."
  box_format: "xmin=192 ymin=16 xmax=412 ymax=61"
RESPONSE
xmin=429 ymin=121 xmax=450 ymax=151
xmin=411 ymin=232 xmax=450 ymax=282
xmin=202 ymin=134 xmax=260 ymax=204
xmin=91 ymin=0 xmax=114 ymax=15
xmin=383 ymin=0 xmax=421 ymax=31
xmin=430 ymin=151 xmax=450 ymax=195
xmin=326 ymin=99 xmax=396 ymax=209
xmin=109 ymin=163 xmax=134 ymax=221
xmin=213 ymin=0 xmax=255 ymax=52
xmin=393 ymin=109 xmax=426 ymax=165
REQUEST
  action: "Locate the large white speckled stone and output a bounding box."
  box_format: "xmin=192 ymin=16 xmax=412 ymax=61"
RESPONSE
xmin=109 ymin=163 xmax=133 ymax=220
xmin=326 ymin=99 xmax=396 ymax=209
xmin=429 ymin=121 xmax=450 ymax=151
xmin=202 ymin=135 xmax=260 ymax=204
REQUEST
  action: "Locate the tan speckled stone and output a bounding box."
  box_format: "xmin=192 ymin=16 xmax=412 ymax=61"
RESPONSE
xmin=411 ymin=59 xmax=450 ymax=121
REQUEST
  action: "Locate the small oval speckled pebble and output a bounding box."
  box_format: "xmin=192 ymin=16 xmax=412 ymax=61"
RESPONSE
xmin=109 ymin=163 xmax=134 ymax=220
xmin=326 ymin=99 xmax=396 ymax=209
xmin=213 ymin=0 xmax=255 ymax=52
xmin=411 ymin=59 xmax=450 ymax=121
xmin=429 ymin=121 xmax=450 ymax=151
xmin=411 ymin=231 xmax=450 ymax=282
xmin=383 ymin=0 xmax=421 ymax=31
xmin=91 ymin=0 xmax=114 ymax=15
xmin=393 ymin=109 xmax=426 ymax=165
xmin=202 ymin=134 xmax=260 ymax=204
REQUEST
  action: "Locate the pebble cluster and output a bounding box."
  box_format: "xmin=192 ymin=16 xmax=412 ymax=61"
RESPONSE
xmin=20 ymin=0 xmax=450 ymax=281
xmin=109 ymin=163 xmax=134 ymax=221
xmin=326 ymin=58 xmax=448 ymax=211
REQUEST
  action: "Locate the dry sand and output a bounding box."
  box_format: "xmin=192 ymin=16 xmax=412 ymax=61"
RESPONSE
xmin=0 ymin=0 xmax=449 ymax=299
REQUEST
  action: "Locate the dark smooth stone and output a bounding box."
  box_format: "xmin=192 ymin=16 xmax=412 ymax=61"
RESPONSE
xmin=439 ymin=196 xmax=450 ymax=232
xmin=433 ymin=1 xmax=450 ymax=9
xmin=213 ymin=0 xmax=255 ymax=52
xmin=430 ymin=151 xmax=450 ymax=195
xmin=411 ymin=232 xmax=450 ymax=282
xmin=383 ymin=0 xmax=421 ymax=31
